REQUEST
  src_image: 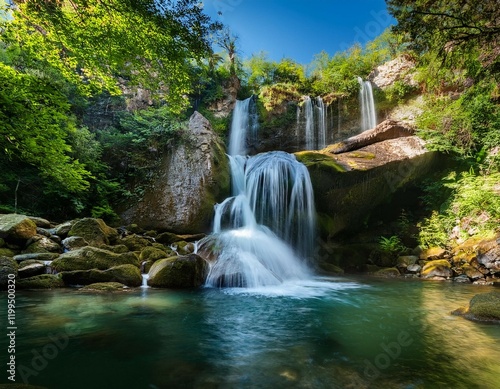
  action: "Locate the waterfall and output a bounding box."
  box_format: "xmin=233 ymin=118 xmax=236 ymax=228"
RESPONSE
xmin=357 ymin=77 xmax=377 ymax=131
xmin=199 ymin=98 xmax=316 ymax=288
xmin=228 ymin=96 xmax=258 ymax=156
xmin=297 ymin=96 xmax=328 ymax=150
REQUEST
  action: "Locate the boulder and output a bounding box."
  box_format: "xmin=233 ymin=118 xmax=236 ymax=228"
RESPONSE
xmin=13 ymin=253 xmax=59 ymax=262
xmin=24 ymin=235 xmax=61 ymax=253
xmin=60 ymin=264 xmax=142 ymax=287
xmin=0 ymin=214 xmax=37 ymax=240
xmin=54 ymin=221 xmax=73 ymax=238
xmin=17 ymin=274 xmax=64 ymax=289
xmin=121 ymin=111 xmax=230 ymax=233
xmin=121 ymin=235 xmax=150 ymax=251
xmin=421 ymin=260 xmax=453 ymax=279
xmin=453 ymin=292 xmax=500 ymax=322
xmin=397 ymin=255 xmax=418 ymax=268
xmin=28 ymin=216 xmax=51 ymax=228
xmin=420 ymin=247 xmax=447 ymax=261
xmin=148 ymin=254 xmax=208 ymax=288
xmin=373 ymin=267 xmax=401 ymax=278
xmin=18 ymin=260 xmax=47 ymax=278
xmin=0 ymin=247 xmax=17 ymax=257
xmin=140 ymin=247 xmax=170 ymax=262
xmin=406 ymin=264 xmax=422 ymax=274
xmin=0 ymin=256 xmax=17 ymax=289
xmin=477 ymin=237 xmax=500 ymax=273
xmin=68 ymin=218 xmax=118 ymax=246
xmin=296 ymin=131 xmax=438 ymax=238
xmin=51 ymin=247 xmax=139 ymax=272
xmin=62 ymin=236 xmax=89 ymax=251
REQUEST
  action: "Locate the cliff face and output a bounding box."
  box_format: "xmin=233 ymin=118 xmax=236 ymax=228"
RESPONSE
xmin=295 ymin=120 xmax=438 ymax=238
xmin=121 ymin=112 xmax=230 ymax=233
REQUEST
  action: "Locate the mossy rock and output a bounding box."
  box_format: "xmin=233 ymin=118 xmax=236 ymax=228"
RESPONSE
xmin=61 ymin=236 xmax=89 ymax=251
xmin=421 ymin=259 xmax=452 ymax=278
xmin=156 ymin=232 xmax=182 ymax=245
xmin=175 ymin=240 xmax=195 ymax=255
xmin=121 ymin=235 xmax=151 ymax=251
xmin=68 ymin=218 xmax=118 ymax=246
xmin=419 ymin=247 xmax=446 ymax=260
xmin=0 ymin=256 xmax=18 ymax=290
xmin=0 ymin=248 xmax=17 ymax=257
xmin=18 ymin=260 xmax=46 ymax=278
xmin=17 ymin=274 xmax=64 ymax=289
xmin=148 ymin=254 xmax=208 ymax=288
xmin=0 ymin=214 xmax=37 ymax=240
xmin=13 ymin=253 xmax=59 ymax=262
xmin=23 ymin=236 xmax=61 ymax=254
xmin=373 ymin=267 xmax=401 ymax=278
xmin=52 ymin=247 xmax=139 ymax=272
xmin=140 ymin=247 xmax=168 ymax=262
xmin=61 ymin=264 xmax=142 ymax=287
xmin=81 ymin=282 xmax=128 ymax=291
xmin=295 ymin=151 xmax=346 ymax=172
xmin=100 ymin=244 xmax=130 ymax=254
xmin=454 ymin=292 xmax=500 ymax=322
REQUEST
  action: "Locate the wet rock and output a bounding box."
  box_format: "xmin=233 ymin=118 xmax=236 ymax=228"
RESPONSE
xmin=17 ymin=274 xmax=64 ymax=289
xmin=148 ymin=254 xmax=208 ymax=288
xmin=52 ymin=247 xmax=139 ymax=272
xmin=68 ymin=218 xmax=118 ymax=247
xmin=62 ymin=236 xmax=89 ymax=251
xmin=18 ymin=261 xmax=46 ymax=278
xmin=61 ymin=264 xmax=142 ymax=287
xmin=0 ymin=256 xmax=17 ymax=289
xmin=0 ymin=214 xmax=37 ymax=240
xmin=54 ymin=221 xmax=73 ymax=238
xmin=453 ymin=292 xmax=500 ymax=322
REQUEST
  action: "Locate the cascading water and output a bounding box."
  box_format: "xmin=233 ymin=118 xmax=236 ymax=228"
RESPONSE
xmin=297 ymin=96 xmax=328 ymax=150
xmin=228 ymin=96 xmax=259 ymax=156
xmin=357 ymin=77 xmax=377 ymax=131
xmin=199 ymin=97 xmax=316 ymax=288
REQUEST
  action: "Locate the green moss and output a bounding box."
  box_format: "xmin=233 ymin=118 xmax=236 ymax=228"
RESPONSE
xmin=17 ymin=274 xmax=64 ymax=289
xmin=140 ymin=246 xmax=168 ymax=262
xmin=52 ymin=247 xmax=139 ymax=272
xmin=81 ymin=282 xmax=127 ymax=291
xmin=294 ymin=151 xmax=346 ymax=172
xmin=464 ymin=292 xmax=500 ymax=322
xmin=148 ymin=254 xmax=207 ymax=288
xmin=0 ymin=248 xmax=16 ymax=257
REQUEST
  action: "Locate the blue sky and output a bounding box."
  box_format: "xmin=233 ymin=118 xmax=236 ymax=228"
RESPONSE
xmin=202 ymin=0 xmax=395 ymax=64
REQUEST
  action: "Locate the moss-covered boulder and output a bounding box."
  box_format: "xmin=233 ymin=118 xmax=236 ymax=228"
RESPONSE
xmin=61 ymin=236 xmax=89 ymax=251
xmin=24 ymin=235 xmax=61 ymax=253
xmin=148 ymin=254 xmax=208 ymax=288
xmin=52 ymin=247 xmax=139 ymax=272
xmin=61 ymin=264 xmax=142 ymax=287
xmin=54 ymin=221 xmax=73 ymax=238
xmin=68 ymin=218 xmax=118 ymax=246
xmin=121 ymin=235 xmax=150 ymax=251
xmin=81 ymin=282 xmax=127 ymax=291
xmin=17 ymin=274 xmax=64 ymax=289
xmin=0 ymin=256 xmax=17 ymax=290
xmin=156 ymin=231 xmax=182 ymax=245
xmin=421 ymin=259 xmax=453 ymax=279
xmin=140 ymin=247 xmax=169 ymax=262
xmin=0 ymin=247 xmax=17 ymax=257
xmin=419 ymin=247 xmax=446 ymax=261
xmin=453 ymin=292 xmax=500 ymax=323
xmin=0 ymin=214 xmax=37 ymax=240
xmin=373 ymin=267 xmax=401 ymax=278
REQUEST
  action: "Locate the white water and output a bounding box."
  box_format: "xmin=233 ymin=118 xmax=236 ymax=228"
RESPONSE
xmin=357 ymin=77 xmax=377 ymax=131
xmin=228 ymin=96 xmax=258 ymax=156
xmin=297 ymin=96 xmax=328 ymax=150
xmin=200 ymin=98 xmax=316 ymax=288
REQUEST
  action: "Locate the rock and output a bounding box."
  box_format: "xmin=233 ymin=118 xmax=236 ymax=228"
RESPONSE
xmin=121 ymin=111 xmax=231 ymax=233
xmin=369 ymin=55 xmax=418 ymax=90
xmin=23 ymin=235 xmax=61 ymax=253
xmin=62 ymin=236 xmax=89 ymax=251
xmin=455 ymin=292 xmax=500 ymax=322
xmin=81 ymin=282 xmax=128 ymax=291
xmin=140 ymin=247 xmax=169 ymax=262
xmin=397 ymin=255 xmax=418 ymax=268
xmin=68 ymin=218 xmax=118 ymax=247
xmin=52 ymin=247 xmax=139 ymax=272
xmin=296 ymin=135 xmax=438 ymax=237
xmin=54 ymin=221 xmax=73 ymax=238
xmin=0 ymin=256 xmax=17 ymax=289
xmin=373 ymin=267 xmax=401 ymax=278
xmin=17 ymin=274 xmax=64 ymax=289
xmin=0 ymin=247 xmax=17 ymax=257
xmin=0 ymin=214 xmax=37 ymax=240
xmin=18 ymin=261 xmax=46 ymax=278
xmin=175 ymin=241 xmax=195 ymax=255
xmin=100 ymin=244 xmax=130 ymax=254
xmin=462 ymin=264 xmax=484 ymax=280
xmin=453 ymin=275 xmax=471 ymax=283
xmin=477 ymin=237 xmax=500 ymax=273
xmin=28 ymin=216 xmax=51 ymax=228
xmin=60 ymin=264 xmax=142 ymax=287
xmin=326 ymin=120 xmax=415 ymax=154
xmin=156 ymin=231 xmax=183 ymax=245
xmin=406 ymin=264 xmax=422 ymax=274
xmin=421 ymin=260 xmax=453 ymax=279
xmin=121 ymin=235 xmax=150 ymax=251
xmin=420 ymin=247 xmax=447 ymax=261
xmin=13 ymin=253 xmax=59 ymax=262
xmin=148 ymin=254 xmax=208 ymax=288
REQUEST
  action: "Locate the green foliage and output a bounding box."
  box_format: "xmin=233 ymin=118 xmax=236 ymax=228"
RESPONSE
xmin=2 ymin=0 xmax=221 ymax=113
xmin=378 ymin=235 xmax=406 ymax=255
xmin=258 ymin=83 xmax=301 ymax=112
xmin=383 ymin=80 xmax=419 ymax=104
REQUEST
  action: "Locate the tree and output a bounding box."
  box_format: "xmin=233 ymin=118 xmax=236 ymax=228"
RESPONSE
xmin=2 ymin=0 xmax=222 ymax=112
xmin=387 ymin=0 xmax=500 ymax=59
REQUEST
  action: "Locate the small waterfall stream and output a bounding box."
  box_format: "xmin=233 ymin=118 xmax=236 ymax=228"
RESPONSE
xmin=199 ymin=98 xmax=316 ymax=288
xmin=357 ymin=77 xmax=377 ymax=131
xmin=297 ymin=96 xmax=328 ymax=150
